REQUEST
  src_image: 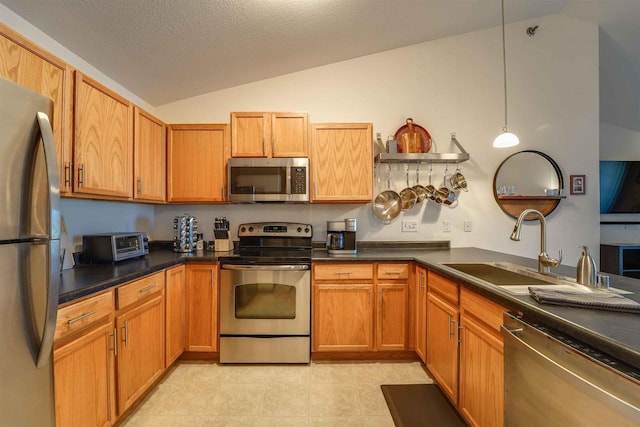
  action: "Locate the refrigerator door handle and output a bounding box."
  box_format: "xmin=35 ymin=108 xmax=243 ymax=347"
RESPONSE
xmin=36 ymin=112 xmax=61 ymax=241
xmin=34 ymin=112 xmax=61 ymax=368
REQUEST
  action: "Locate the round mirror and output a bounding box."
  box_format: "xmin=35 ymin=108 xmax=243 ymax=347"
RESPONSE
xmin=493 ymin=150 xmax=564 ymax=219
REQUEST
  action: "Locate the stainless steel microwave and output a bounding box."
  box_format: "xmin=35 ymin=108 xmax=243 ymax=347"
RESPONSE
xmin=228 ymin=157 xmax=309 ymax=203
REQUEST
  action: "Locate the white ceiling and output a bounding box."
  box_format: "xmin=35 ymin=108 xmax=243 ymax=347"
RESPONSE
xmin=1 ymin=0 xmax=639 ymax=109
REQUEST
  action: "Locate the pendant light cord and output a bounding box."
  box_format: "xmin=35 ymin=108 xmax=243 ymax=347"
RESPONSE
xmin=501 ymin=0 xmax=508 ymax=131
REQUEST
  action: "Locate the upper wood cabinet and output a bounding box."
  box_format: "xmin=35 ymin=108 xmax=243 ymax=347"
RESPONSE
xmin=231 ymin=112 xmax=309 ymax=158
xmin=0 ymin=23 xmax=74 ymax=194
xmin=74 ymin=72 xmax=133 ymax=199
xmin=311 ymin=123 xmax=373 ymax=202
xmin=167 ymin=124 xmax=229 ymax=203
xmin=133 ymin=107 xmax=166 ymax=202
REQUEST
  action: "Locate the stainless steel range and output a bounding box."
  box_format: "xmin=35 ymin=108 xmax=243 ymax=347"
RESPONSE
xmin=219 ymin=222 xmax=312 ymax=363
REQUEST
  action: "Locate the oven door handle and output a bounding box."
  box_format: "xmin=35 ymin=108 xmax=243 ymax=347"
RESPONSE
xmin=221 ymin=264 xmax=310 ymax=271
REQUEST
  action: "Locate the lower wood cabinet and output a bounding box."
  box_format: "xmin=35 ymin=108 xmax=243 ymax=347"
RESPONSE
xmin=459 ymin=287 xmax=507 ymax=427
xmin=313 ymin=283 xmax=374 ymax=352
xmin=415 ymin=265 xmax=428 ymax=363
xmin=186 ymin=263 xmax=219 ymax=352
xmin=53 ymin=322 xmax=116 ymax=427
xmin=115 ymin=285 xmax=165 ymax=414
xmin=425 ymin=270 xmax=509 ymax=427
xmin=312 ymin=262 xmax=409 ymax=352
xmin=165 ymin=265 xmax=186 ymax=366
xmin=426 ymin=288 xmax=460 ymax=402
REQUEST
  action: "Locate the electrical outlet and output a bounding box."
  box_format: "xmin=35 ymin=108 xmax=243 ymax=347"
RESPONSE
xmin=402 ymin=220 xmax=418 ymax=232
xmin=464 ymin=221 xmax=472 ymax=232
xmin=443 ymin=220 xmax=452 ymax=233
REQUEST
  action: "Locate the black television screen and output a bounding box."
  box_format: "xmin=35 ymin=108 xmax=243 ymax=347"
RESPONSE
xmin=600 ymin=161 xmax=640 ymax=213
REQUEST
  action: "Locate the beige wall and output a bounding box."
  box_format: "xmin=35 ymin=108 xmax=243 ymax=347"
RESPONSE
xmin=156 ymin=14 xmax=600 ymax=266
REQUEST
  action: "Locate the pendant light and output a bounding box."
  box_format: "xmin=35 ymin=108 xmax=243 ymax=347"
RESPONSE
xmin=493 ymin=0 xmax=519 ymax=148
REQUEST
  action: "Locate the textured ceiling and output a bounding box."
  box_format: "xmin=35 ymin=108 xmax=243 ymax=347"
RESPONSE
xmin=1 ymin=0 xmax=638 ymax=109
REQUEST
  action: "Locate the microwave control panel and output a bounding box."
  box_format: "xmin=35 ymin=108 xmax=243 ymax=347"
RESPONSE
xmin=291 ymin=167 xmax=307 ymax=194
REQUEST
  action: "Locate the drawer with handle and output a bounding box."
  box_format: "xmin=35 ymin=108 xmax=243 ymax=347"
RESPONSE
xmin=313 ymin=263 xmax=374 ymax=281
xmin=55 ymin=290 xmax=114 ymax=341
xmin=117 ymin=271 xmax=165 ymax=309
xmin=377 ymin=263 xmax=410 ymax=280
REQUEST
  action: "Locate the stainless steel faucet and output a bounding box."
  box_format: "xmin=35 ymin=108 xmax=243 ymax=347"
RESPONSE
xmin=510 ymin=209 xmax=562 ymax=275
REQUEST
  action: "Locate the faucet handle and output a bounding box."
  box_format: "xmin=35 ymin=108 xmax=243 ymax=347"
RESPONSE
xmin=553 ymin=249 xmax=563 ymax=266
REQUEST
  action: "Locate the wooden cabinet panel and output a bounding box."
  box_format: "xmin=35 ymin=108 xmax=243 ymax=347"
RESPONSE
xmin=459 ymin=313 xmax=504 ymax=427
xmin=116 ymin=271 xmax=164 ymax=310
xmin=186 ymin=263 xmax=219 ymax=352
xmin=167 ymin=124 xmax=229 ymax=202
xmin=428 ymin=270 xmax=459 ymax=304
xmin=415 ymin=265 xmax=428 ymax=363
xmin=231 ymin=112 xmax=270 ymax=157
xmin=312 ymin=284 xmax=374 ymax=352
xmin=165 ymin=265 xmax=186 ymax=366
xmin=55 ymin=291 xmax=114 ymax=341
xmin=0 ymin=24 xmax=73 ymax=193
xmin=133 ymin=107 xmax=166 ymax=202
xmin=231 ymin=112 xmax=309 ymax=157
xmin=54 ymin=322 xmax=116 ymax=427
xmin=377 ymin=263 xmax=410 ymax=280
xmin=313 ymin=263 xmax=374 ymax=281
xmin=74 ymin=72 xmax=132 ymax=198
xmin=271 ymin=112 xmax=308 ymax=157
xmin=426 ymin=291 xmax=459 ymax=403
xmin=116 ymin=295 xmax=165 ymax=414
xmin=311 ymin=123 xmax=373 ymax=202
xmin=376 ymin=283 xmax=409 ymax=351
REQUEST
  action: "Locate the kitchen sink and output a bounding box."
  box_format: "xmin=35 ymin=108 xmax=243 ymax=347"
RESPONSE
xmin=443 ymin=262 xmax=588 ymax=295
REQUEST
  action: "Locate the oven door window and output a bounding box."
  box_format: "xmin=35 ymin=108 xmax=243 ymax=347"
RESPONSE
xmin=234 ymin=283 xmax=296 ymax=319
xmin=230 ymin=167 xmax=287 ymax=195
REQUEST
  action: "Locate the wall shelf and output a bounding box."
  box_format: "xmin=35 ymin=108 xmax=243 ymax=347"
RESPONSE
xmin=375 ymin=132 xmax=470 ymax=164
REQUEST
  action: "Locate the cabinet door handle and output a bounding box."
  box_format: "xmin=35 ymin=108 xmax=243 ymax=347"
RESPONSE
xmin=211 ymin=271 xmax=215 ymax=287
xmin=384 ymin=270 xmax=403 ymax=275
xmin=78 ymin=163 xmax=85 ymax=187
xmin=263 ymin=138 xmax=266 ymax=155
xmin=138 ymin=284 xmax=156 ymax=293
xmin=64 ymin=162 xmax=72 ymax=187
xmin=67 ymin=310 xmax=96 ymax=325
xmin=314 ymin=182 xmax=317 ymax=198
xmin=448 ymin=315 xmax=455 ymax=340
xmin=137 ymin=177 xmax=143 ymax=194
xmin=122 ymin=321 xmax=129 ymax=347
xmin=111 ymin=328 xmax=118 ymax=357
xmin=419 ymin=273 xmax=425 ymax=291
xmin=379 ymin=289 xmax=382 ymax=307
xmin=369 ymin=290 xmax=372 ymax=307
xmin=457 ymin=325 xmax=463 ymax=347
xmin=335 ymin=271 xmax=352 ymax=276
xmin=272 ymin=137 xmax=276 ymax=154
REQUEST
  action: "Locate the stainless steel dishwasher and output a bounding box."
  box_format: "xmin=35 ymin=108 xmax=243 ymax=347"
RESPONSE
xmin=502 ymin=312 xmax=640 ymax=427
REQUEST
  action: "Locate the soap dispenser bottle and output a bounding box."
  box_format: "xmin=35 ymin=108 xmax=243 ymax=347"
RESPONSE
xmin=576 ymin=245 xmax=597 ymax=286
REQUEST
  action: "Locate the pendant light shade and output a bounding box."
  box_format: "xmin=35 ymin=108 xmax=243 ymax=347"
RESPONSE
xmin=493 ymin=0 xmax=519 ymax=148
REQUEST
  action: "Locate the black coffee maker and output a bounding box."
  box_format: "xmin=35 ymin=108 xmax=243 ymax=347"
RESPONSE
xmin=326 ymin=218 xmax=357 ymax=256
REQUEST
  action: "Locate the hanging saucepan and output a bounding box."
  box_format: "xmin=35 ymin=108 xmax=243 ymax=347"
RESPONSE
xmin=373 ymin=164 xmax=402 ymax=223
xmin=449 ymin=165 xmax=468 ymax=192
xmin=399 ymin=165 xmax=418 ymax=210
xmin=412 ymin=163 xmax=427 ymax=203
xmin=424 ymin=163 xmax=437 ymax=201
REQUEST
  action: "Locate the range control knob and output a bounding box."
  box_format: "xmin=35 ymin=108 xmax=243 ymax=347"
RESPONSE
xmin=297 ymin=227 xmax=302 ymax=233
xmin=305 ymin=227 xmax=310 ymax=233
xmin=240 ymin=227 xmax=246 ymax=233
xmin=249 ymin=226 xmax=254 ymax=232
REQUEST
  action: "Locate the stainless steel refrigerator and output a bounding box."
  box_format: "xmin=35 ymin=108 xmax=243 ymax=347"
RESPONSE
xmin=0 ymin=77 xmax=61 ymax=426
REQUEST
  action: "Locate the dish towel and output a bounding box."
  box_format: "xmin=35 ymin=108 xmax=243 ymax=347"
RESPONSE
xmin=529 ymin=287 xmax=640 ymax=313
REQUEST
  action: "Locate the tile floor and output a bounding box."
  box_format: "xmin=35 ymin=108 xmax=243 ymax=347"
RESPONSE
xmin=121 ymin=360 xmax=433 ymax=427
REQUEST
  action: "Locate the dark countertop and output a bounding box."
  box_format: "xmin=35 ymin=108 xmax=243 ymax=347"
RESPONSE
xmin=59 ymin=246 xmax=640 ymax=373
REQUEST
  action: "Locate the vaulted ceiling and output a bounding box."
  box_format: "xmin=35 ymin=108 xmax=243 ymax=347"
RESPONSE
xmin=2 ymin=0 xmax=639 ymax=131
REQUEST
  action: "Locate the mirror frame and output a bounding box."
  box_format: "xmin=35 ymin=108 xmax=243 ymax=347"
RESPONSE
xmin=493 ymin=150 xmax=564 ymax=219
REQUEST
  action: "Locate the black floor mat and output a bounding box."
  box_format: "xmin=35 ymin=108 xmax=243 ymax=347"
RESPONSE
xmin=381 ymin=384 xmax=467 ymax=427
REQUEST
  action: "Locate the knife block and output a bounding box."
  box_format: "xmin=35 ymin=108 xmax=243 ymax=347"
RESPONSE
xmin=215 ymin=239 xmax=233 ymax=252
